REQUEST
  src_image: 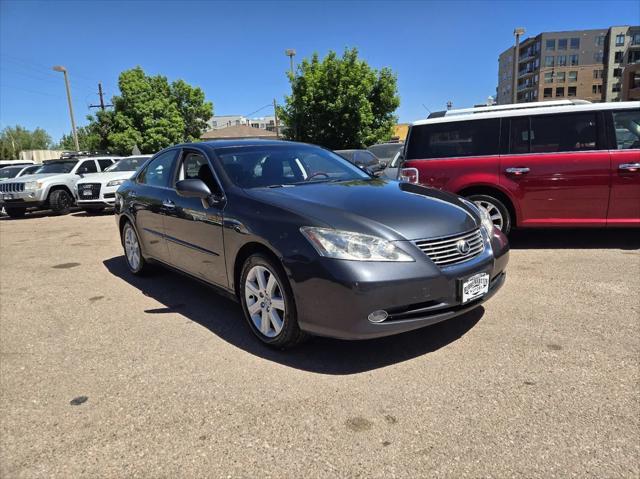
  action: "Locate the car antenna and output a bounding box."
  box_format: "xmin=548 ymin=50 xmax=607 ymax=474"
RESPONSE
xmin=422 ymin=104 xmax=432 ymax=115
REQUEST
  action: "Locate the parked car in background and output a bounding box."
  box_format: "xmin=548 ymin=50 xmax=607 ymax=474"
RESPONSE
xmin=76 ymin=155 xmax=152 ymax=214
xmin=0 ymin=156 xmax=120 ymax=218
xmin=380 ymin=151 xmax=403 ymax=179
xmin=334 ymin=149 xmax=385 ymax=174
xmin=400 ymin=100 xmax=640 ymax=234
xmin=0 ymin=164 xmax=42 ymax=180
xmin=115 ymin=140 xmax=509 ymax=348
xmin=367 ymin=142 xmax=404 ymax=164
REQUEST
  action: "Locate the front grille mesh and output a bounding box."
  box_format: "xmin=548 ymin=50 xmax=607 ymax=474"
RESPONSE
xmin=0 ymin=183 xmax=25 ymax=193
xmin=78 ymin=183 xmax=101 ymax=200
xmin=414 ymin=228 xmax=484 ymax=267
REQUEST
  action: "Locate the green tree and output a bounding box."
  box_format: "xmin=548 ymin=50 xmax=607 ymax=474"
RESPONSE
xmin=277 ymin=48 xmax=400 ymax=149
xmin=0 ymin=125 xmax=52 ymax=160
xmin=171 ymin=79 xmax=213 ymax=142
xmin=58 ymin=110 xmax=115 ymax=152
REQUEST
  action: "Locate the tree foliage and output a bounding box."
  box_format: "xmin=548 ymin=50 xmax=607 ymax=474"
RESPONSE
xmin=0 ymin=125 xmax=52 ymax=160
xmin=277 ymin=48 xmax=400 ymax=149
xmin=58 ymin=67 xmax=213 ymax=155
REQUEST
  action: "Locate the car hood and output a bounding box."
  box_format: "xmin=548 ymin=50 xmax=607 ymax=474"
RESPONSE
xmin=245 ymin=178 xmax=479 ymax=241
xmin=7 ymin=173 xmax=73 ymax=183
xmin=77 ymin=171 xmax=135 ymax=184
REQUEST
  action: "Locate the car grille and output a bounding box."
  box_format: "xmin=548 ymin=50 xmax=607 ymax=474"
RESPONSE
xmin=0 ymin=182 xmax=25 ymax=193
xmin=78 ymin=183 xmax=101 ymax=200
xmin=414 ymin=228 xmax=484 ymax=267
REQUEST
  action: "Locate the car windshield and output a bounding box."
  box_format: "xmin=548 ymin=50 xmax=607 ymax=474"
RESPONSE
xmin=367 ymin=143 xmax=403 ymax=161
xmin=106 ymin=157 xmax=148 ymax=172
xmin=215 ymin=143 xmax=370 ymax=188
xmin=22 ymin=165 xmax=42 ymax=175
xmin=37 ymin=161 xmax=77 ymax=174
xmin=0 ymin=167 xmax=22 ymax=179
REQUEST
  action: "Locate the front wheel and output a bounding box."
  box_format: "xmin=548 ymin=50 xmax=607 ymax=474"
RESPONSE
xmin=239 ymin=254 xmax=306 ymax=348
xmin=467 ymin=194 xmax=512 ymax=235
xmin=49 ymin=189 xmax=73 ymax=215
xmin=122 ymin=221 xmax=149 ymax=275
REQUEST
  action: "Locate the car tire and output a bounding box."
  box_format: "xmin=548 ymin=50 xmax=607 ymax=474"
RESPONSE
xmin=467 ymin=194 xmax=512 ymax=235
xmin=121 ymin=221 xmax=149 ymax=275
xmin=239 ymin=254 xmax=306 ymax=349
xmin=82 ymin=207 xmax=105 ymax=215
xmin=5 ymin=207 xmax=26 ymax=219
xmin=49 ymin=189 xmax=73 ymax=215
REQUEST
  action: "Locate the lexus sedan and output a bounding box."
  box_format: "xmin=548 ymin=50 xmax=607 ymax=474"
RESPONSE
xmin=115 ymin=140 xmax=509 ymax=348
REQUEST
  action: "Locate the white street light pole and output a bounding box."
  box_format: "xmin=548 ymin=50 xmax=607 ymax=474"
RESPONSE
xmin=52 ymin=65 xmax=79 ymax=151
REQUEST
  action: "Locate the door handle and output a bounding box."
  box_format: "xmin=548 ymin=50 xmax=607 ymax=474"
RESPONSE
xmin=162 ymin=200 xmax=175 ymax=209
xmin=618 ymin=163 xmax=640 ymax=172
xmin=505 ymin=167 xmax=530 ymax=176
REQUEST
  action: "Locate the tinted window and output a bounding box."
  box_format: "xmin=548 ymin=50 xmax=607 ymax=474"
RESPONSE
xmin=216 ymin=144 xmax=369 ymax=188
xmin=336 ymin=150 xmax=355 ymax=162
xmin=367 ymin=143 xmax=403 ymax=161
xmin=179 ymin=151 xmax=219 ymax=193
xmin=37 ymin=161 xmax=76 ymax=173
xmin=509 ymin=113 xmax=598 ymax=154
xmin=355 ymin=150 xmax=379 ymax=167
xmin=22 ymin=165 xmax=41 ymax=175
xmin=77 ymin=160 xmax=97 ymax=174
xmin=612 ymin=110 xmax=640 ymax=150
xmin=510 ymin=117 xmax=530 ymax=154
xmin=137 ymin=150 xmax=178 ymax=187
xmin=406 ymin=119 xmax=500 ymax=160
xmin=98 ymin=159 xmax=114 ymax=171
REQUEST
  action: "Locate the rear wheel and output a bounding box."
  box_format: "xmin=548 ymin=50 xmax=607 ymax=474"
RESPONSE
xmin=49 ymin=189 xmax=73 ymax=215
xmin=239 ymin=254 xmax=306 ymax=348
xmin=467 ymin=194 xmax=512 ymax=234
xmin=5 ymin=207 xmax=26 ymax=219
xmin=122 ymin=221 xmax=148 ymax=275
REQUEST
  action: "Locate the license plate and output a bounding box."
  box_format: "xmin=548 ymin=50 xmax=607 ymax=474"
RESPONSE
xmin=3 ymin=194 xmax=13 ymax=200
xmin=461 ymin=273 xmax=490 ymax=303
xmin=82 ymin=190 xmax=93 ymax=196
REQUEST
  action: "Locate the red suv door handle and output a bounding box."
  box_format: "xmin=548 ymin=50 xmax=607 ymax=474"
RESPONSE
xmin=619 ymin=163 xmax=640 ymax=172
xmin=505 ymin=167 xmax=530 ymax=176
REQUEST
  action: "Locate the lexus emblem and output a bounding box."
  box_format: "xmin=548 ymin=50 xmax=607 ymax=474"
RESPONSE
xmin=456 ymin=239 xmax=471 ymax=255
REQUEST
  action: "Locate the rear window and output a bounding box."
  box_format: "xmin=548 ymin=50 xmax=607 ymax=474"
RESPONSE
xmin=406 ymin=119 xmax=500 ymax=159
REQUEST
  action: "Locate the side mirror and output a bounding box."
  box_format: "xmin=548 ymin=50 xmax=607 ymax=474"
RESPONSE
xmin=176 ymin=179 xmax=212 ymax=199
xmin=379 ymin=161 xmax=388 ymax=169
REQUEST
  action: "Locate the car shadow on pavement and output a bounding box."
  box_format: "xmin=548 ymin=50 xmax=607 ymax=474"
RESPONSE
xmin=508 ymin=228 xmax=640 ymax=250
xmin=103 ymin=256 xmax=483 ymax=375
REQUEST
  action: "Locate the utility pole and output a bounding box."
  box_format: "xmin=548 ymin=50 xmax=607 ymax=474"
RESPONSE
xmin=52 ymin=65 xmax=79 ymax=151
xmin=285 ymin=49 xmax=296 ymax=75
xmin=89 ymin=82 xmax=112 ymax=111
xmin=512 ymin=27 xmax=525 ymax=104
xmin=273 ymin=98 xmax=280 ymax=139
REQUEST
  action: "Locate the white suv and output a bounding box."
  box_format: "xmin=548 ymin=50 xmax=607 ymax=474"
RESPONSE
xmin=0 ymin=156 xmax=120 ymax=218
xmin=76 ymin=155 xmax=152 ymax=213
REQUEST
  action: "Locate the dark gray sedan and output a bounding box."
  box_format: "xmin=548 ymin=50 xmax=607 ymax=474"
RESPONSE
xmin=115 ymin=140 xmax=509 ymax=348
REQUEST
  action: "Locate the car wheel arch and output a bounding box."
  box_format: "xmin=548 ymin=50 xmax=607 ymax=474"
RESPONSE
xmin=46 ymin=185 xmax=74 ymax=201
xmin=232 ymin=242 xmax=284 ymax=298
xmin=457 ymin=185 xmax=518 ymax=227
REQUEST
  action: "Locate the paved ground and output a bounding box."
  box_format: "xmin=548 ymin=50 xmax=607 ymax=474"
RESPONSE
xmin=0 ymin=211 xmax=638 ymax=478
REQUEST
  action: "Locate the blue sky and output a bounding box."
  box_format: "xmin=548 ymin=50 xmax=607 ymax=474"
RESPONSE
xmin=0 ymin=0 xmax=637 ymax=142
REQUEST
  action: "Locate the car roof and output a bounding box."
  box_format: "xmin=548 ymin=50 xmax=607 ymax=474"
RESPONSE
xmin=412 ymin=100 xmax=640 ymax=126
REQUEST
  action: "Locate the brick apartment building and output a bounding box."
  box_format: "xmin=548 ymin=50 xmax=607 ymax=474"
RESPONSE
xmin=497 ymin=25 xmax=640 ymax=105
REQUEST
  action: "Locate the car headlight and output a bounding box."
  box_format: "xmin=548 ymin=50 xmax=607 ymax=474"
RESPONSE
xmin=300 ymin=227 xmax=414 ymax=262
xmin=106 ymin=179 xmax=126 ymax=187
xmin=24 ymin=181 xmax=41 ymax=190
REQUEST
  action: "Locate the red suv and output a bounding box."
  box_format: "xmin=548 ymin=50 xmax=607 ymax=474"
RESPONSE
xmin=401 ymin=100 xmax=640 ymax=234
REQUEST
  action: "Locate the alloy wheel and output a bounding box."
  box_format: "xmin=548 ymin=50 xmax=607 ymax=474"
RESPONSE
xmin=473 ymin=199 xmax=505 ymax=231
xmin=124 ymin=225 xmax=141 ymax=270
xmin=244 ymin=265 xmax=286 ymax=338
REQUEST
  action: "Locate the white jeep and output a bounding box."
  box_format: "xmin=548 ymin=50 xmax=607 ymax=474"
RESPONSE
xmin=0 ymin=156 xmax=120 ymax=218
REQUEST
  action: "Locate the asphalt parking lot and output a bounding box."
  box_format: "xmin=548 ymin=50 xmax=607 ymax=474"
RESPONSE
xmin=1 ymin=212 xmax=638 ymax=478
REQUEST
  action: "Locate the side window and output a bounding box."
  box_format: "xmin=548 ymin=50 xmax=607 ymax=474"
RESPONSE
xmin=137 ymin=150 xmax=178 ymax=188
xmin=612 ymin=110 xmax=640 ymax=150
xmin=405 ymin=119 xmax=500 ymax=160
xmin=77 ymin=160 xmax=97 ymax=174
xmin=98 ymin=159 xmax=114 ymax=171
xmin=530 ymin=113 xmax=597 ymax=153
xmin=510 ymin=117 xmax=530 ymax=154
xmin=357 ymin=151 xmax=379 ymax=167
xmin=179 ymin=151 xmax=220 ymax=194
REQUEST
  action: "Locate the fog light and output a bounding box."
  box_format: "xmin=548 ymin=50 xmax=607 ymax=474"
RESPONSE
xmin=368 ymin=310 xmax=388 ymax=323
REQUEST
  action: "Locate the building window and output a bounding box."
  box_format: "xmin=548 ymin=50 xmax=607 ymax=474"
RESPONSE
xmin=633 ymin=33 xmax=640 ymax=45
xmin=569 ymin=71 xmax=578 ymax=82
xmin=593 ymin=51 xmax=604 ymax=62
xmin=556 ymin=87 xmax=565 ymax=97
xmin=616 ymin=34 xmax=625 ymax=46
xmin=593 ymin=69 xmax=603 ymax=79
xmin=592 ymin=84 xmax=602 ymax=94
xmin=569 ymin=54 xmax=579 ymax=66
xmin=570 ymin=37 xmax=580 ymax=49
xmin=544 ymin=56 xmax=554 ymax=67
xmin=613 ymin=68 xmax=623 ymax=78
xmin=612 ymin=83 xmax=621 ymax=92
xmin=630 ymin=50 xmax=640 ymax=64
xmin=533 ymin=89 xmax=538 ymax=98
xmin=557 ymin=55 xmax=567 ymax=66
xmin=595 ymin=35 xmax=605 ymax=46
xmin=546 ymin=39 xmax=555 ymax=50
xmin=543 ymin=87 xmax=553 ymax=98
xmin=544 ymin=72 xmax=553 ymax=83
xmin=614 ymin=51 xmax=624 ymax=63
xmin=558 ymin=39 xmax=568 ymax=50
xmin=568 ymin=86 xmax=577 ymax=97
xmin=557 ymin=72 xmax=566 ymax=83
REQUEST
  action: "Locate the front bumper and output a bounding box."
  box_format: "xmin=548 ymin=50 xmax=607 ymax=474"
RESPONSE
xmin=76 ymin=184 xmax=118 ymax=207
xmin=0 ymin=189 xmax=45 ymax=208
xmin=287 ymin=229 xmax=509 ymax=340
